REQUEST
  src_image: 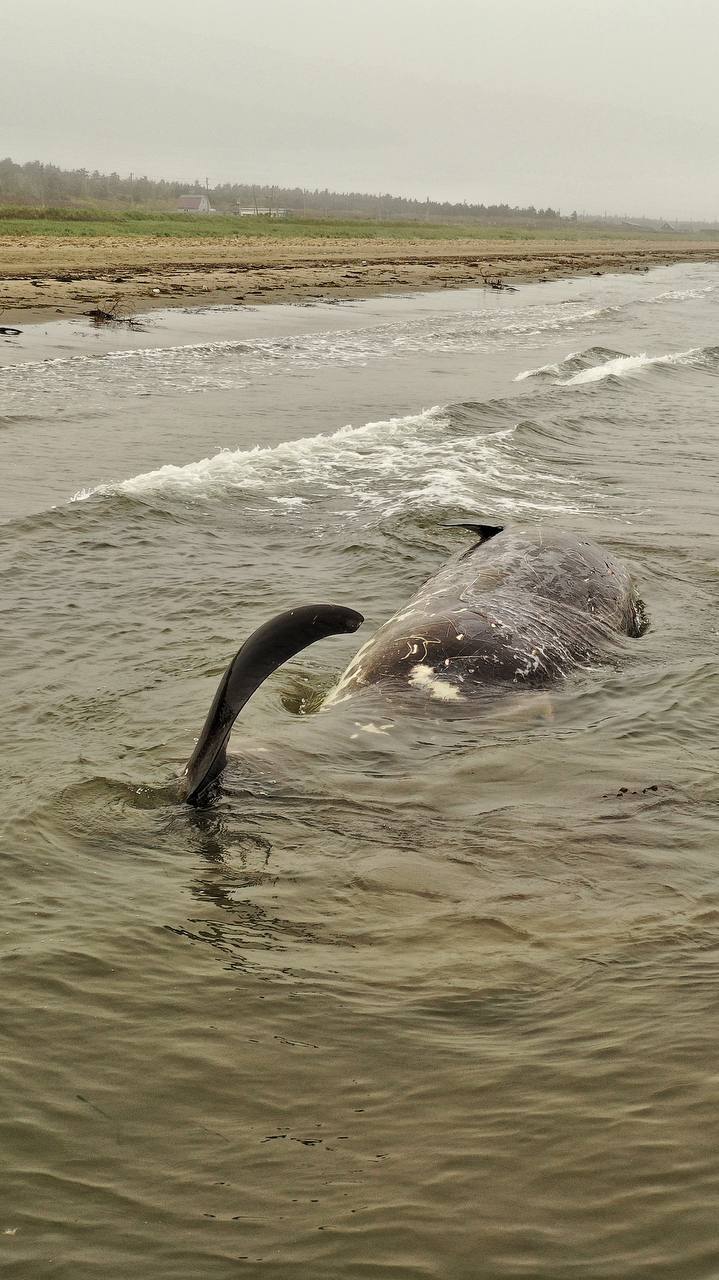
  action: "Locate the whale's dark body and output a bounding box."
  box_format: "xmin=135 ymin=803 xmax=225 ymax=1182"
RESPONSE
xmin=181 ymin=525 xmax=644 ymax=802
xmin=328 ymin=523 xmax=645 ymax=703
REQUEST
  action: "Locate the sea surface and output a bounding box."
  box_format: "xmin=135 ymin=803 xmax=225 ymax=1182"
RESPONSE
xmin=1 ymin=265 xmax=717 ymax=1279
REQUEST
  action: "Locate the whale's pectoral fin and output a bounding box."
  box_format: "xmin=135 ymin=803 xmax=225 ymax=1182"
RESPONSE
xmin=181 ymin=603 xmax=363 ymax=806
xmin=443 ymin=522 xmax=504 ymax=544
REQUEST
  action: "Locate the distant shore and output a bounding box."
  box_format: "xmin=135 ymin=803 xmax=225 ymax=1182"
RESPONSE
xmin=2 ymin=233 xmax=719 ymax=325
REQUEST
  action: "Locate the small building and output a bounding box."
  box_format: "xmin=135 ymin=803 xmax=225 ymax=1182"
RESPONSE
xmin=177 ymin=194 xmax=212 ymax=213
xmin=236 ymin=205 xmax=288 ymax=218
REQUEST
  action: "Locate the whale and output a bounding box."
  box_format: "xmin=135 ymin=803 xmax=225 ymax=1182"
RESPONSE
xmin=180 ymin=524 xmax=645 ymax=803
xmin=327 ymin=522 xmax=645 ymax=705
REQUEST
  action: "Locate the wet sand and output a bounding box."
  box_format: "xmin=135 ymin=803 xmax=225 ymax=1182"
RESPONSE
xmin=2 ymin=233 xmax=719 ymax=324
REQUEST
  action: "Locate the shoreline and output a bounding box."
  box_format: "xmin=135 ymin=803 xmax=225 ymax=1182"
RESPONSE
xmin=2 ymin=234 xmax=719 ymax=326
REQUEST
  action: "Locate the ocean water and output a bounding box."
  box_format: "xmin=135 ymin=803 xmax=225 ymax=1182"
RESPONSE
xmin=1 ymin=266 xmax=718 ymax=1278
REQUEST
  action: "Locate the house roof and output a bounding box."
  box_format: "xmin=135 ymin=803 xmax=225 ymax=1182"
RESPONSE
xmin=177 ymin=195 xmax=207 ymax=210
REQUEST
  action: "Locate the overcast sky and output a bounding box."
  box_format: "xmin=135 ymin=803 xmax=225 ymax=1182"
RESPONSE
xmin=3 ymin=0 xmax=718 ymax=218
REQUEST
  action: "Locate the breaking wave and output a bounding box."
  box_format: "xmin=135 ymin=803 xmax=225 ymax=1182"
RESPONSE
xmin=649 ymin=285 xmax=717 ymax=303
xmin=515 ymin=344 xmax=719 ymax=386
xmin=71 ymin=403 xmax=591 ymax=521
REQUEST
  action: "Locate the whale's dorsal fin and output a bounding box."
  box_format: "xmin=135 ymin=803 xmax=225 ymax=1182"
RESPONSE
xmin=443 ymin=522 xmax=504 ymax=544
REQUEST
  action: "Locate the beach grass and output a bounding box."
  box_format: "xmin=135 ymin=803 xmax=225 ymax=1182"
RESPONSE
xmin=0 ymin=207 xmax=710 ymax=242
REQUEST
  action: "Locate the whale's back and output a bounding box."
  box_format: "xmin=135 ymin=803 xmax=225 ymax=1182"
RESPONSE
xmin=331 ymin=526 xmax=644 ymax=699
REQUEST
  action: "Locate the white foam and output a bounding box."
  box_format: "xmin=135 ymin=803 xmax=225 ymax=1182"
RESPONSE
xmin=70 ymin=399 xmax=591 ymax=522
xmin=556 ymin=346 xmax=708 ymax=385
xmin=0 ymin=293 xmax=632 ymax=406
xmin=558 ymin=353 xmax=653 ymax=384
xmin=650 ymin=286 xmax=715 ymax=303
xmin=70 ymin=393 xmax=595 ymax=524
xmin=515 ymin=341 xmax=715 ymax=387
xmin=71 ymin=407 xmax=444 ymax=502
xmin=514 ymin=353 xmax=580 ymax=381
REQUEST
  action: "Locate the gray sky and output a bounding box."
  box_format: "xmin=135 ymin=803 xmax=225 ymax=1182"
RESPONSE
xmin=3 ymin=0 xmax=718 ymax=218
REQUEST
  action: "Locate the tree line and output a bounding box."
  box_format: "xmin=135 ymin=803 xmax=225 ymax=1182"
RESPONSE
xmin=0 ymin=156 xmax=561 ymax=221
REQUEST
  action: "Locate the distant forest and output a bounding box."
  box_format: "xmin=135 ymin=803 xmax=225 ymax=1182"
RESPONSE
xmin=0 ymin=156 xmax=562 ymax=222
xmin=1 ymin=156 xmax=712 ymax=230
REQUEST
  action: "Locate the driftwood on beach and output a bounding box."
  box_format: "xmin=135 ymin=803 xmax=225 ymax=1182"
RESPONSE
xmin=482 ymin=275 xmax=518 ymax=291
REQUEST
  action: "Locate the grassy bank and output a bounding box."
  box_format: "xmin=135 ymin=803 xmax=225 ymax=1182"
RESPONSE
xmin=0 ymin=207 xmax=714 ymax=243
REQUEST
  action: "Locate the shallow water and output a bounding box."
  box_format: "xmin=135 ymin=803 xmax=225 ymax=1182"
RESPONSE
xmin=1 ymin=267 xmax=718 ymax=1278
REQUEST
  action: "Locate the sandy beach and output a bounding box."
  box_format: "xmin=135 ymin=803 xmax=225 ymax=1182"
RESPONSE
xmin=2 ymin=233 xmax=719 ymax=324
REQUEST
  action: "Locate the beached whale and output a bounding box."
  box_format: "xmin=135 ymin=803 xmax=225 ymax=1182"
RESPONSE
xmin=327 ymin=522 xmax=645 ymax=705
xmin=181 ymin=524 xmax=645 ymax=803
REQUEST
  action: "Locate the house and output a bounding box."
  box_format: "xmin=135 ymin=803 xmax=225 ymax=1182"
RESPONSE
xmin=177 ymin=194 xmax=213 ymax=213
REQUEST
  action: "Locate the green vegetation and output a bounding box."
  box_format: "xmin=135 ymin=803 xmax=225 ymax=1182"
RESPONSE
xmin=0 ymin=156 xmax=561 ymax=222
xmin=3 ymin=158 xmax=715 ymax=241
xmin=0 ymin=207 xmax=710 ymax=242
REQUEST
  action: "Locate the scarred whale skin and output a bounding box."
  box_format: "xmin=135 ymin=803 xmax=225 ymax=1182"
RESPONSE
xmin=329 ymin=525 xmax=645 ymax=703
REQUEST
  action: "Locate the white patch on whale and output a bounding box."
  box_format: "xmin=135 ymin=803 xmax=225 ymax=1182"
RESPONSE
xmin=409 ymin=663 xmax=463 ymax=702
xmin=349 ymin=721 xmax=396 ymax=739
